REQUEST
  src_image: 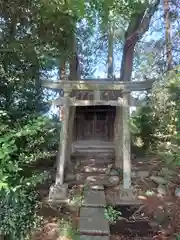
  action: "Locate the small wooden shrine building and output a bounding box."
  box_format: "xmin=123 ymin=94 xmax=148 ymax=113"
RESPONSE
xmin=42 ymin=79 xmax=153 ymax=190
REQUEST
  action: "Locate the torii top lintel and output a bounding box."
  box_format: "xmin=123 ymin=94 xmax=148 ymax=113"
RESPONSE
xmin=42 ymin=79 xmax=154 ymax=92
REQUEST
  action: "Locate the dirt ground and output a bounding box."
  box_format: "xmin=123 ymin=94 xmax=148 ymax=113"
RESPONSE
xmin=31 ymin=155 xmax=180 ymax=240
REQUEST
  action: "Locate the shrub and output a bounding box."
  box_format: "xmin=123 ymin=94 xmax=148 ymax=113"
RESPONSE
xmin=0 ymin=110 xmax=60 ymax=239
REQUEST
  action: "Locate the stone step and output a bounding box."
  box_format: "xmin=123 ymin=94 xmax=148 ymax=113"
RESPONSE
xmin=74 ymin=143 xmax=114 ymax=150
xmin=73 ymin=151 xmax=114 ymax=158
xmin=89 ymin=184 xmax=104 ymax=191
xmin=80 ymin=158 xmax=113 ymax=165
xmin=80 ymin=236 xmax=109 ymax=240
xmin=82 ymin=189 xmax=106 ymax=207
xmin=77 ymin=172 xmax=107 ymax=182
xmin=80 ymin=207 xmax=110 ymax=235
xmin=81 ymin=165 xmax=108 ymax=173
xmin=76 ymin=173 xmax=113 ymax=187
xmin=75 ymin=149 xmax=114 ymax=154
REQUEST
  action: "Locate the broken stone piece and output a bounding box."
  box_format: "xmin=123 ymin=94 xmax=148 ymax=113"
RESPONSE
xmin=109 ymin=169 xmax=119 ymax=176
xmin=108 ymin=175 xmax=120 ymax=186
xmin=49 ymin=183 xmax=68 ymax=201
xmin=175 ymin=187 xmax=180 ymax=198
xmin=150 ymin=176 xmax=167 ymax=185
xmin=105 ymin=164 xmax=113 ymax=175
xmin=157 ymin=184 xmax=167 ymax=196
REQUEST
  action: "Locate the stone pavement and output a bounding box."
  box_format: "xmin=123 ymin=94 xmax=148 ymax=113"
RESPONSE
xmin=79 ymin=185 xmax=110 ymax=240
xmin=82 ymin=189 xmax=106 ymax=207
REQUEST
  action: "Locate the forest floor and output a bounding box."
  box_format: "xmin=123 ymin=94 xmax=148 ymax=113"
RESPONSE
xmin=31 ymin=154 xmax=180 ymax=240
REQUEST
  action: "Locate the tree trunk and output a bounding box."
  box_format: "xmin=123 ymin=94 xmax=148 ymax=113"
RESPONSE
xmin=107 ymin=22 xmax=114 ymax=78
xmin=163 ymin=0 xmax=173 ymax=70
xmin=69 ymin=33 xmax=80 ymax=80
xmin=120 ymin=0 xmax=160 ymax=81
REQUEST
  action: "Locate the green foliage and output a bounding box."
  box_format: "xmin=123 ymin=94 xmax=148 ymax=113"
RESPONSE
xmin=132 ymin=68 xmax=180 ymax=173
xmin=0 ymin=109 xmax=59 ymax=238
xmin=104 ymin=206 xmax=122 ymax=224
xmin=130 ymin=103 xmax=158 ymax=151
xmin=58 ymin=219 xmax=79 ymax=240
xmin=155 ymin=70 xmax=180 ymax=169
xmin=176 ymin=234 xmax=180 ymax=240
xmin=0 ymin=188 xmax=41 ymax=239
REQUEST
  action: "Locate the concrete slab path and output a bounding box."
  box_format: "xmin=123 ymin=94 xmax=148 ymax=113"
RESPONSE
xmin=79 ymin=207 xmax=110 ymax=235
xmin=82 ymin=189 xmax=106 ymax=207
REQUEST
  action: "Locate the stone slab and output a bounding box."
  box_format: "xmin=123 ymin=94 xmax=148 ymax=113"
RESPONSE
xmin=83 ymin=165 xmax=107 ymax=173
xmin=82 ymin=190 xmax=106 ymax=207
xmin=90 ymin=184 xmax=104 ymax=190
xmin=80 ymin=207 xmax=110 ymax=235
xmin=80 ymin=236 xmax=109 ymax=240
xmin=77 ymin=173 xmax=110 ymax=186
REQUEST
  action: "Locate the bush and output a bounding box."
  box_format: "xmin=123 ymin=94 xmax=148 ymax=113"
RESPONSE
xmin=131 ymin=68 xmax=180 ymax=172
xmin=0 ymin=110 xmax=60 ymax=239
xmin=0 ymin=188 xmax=40 ymax=239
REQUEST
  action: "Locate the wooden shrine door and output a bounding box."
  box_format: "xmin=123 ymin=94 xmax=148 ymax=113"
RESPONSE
xmin=83 ymin=111 xmax=108 ymax=140
xmin=74 ymin=107 xmax=115 ymax=141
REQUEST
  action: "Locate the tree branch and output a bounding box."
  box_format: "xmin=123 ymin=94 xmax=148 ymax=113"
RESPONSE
xmin=120 ymin=0 xmax=160 ymax=81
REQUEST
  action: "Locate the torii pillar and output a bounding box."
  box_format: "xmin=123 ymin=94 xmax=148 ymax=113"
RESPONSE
xmin=119 ymin=91 xmax=133 ymax=200
xmin=49 ymin=88 xmax=71 ymax=201
xmin=56 ymin=89 xmax=70 ymax=185
xmin=122 ymin=92 xmax=131 ymax=189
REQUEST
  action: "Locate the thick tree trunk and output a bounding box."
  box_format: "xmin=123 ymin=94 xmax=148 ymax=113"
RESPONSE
xmin=69 ymin=34 xmax=81 ymax=80
xmin=107 ymin=23 xmax=114 ymax=78
xmin=163 ymin=0 xmax=173 ymax=70
xmin=120 ymin=0 xmax=160 ymax=81
xmin=120 ymin=40 xmax=136 ymax=82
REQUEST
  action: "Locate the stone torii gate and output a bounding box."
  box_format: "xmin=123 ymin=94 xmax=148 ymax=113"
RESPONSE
xmin=42 ymin=79 xmax=154 ymax=200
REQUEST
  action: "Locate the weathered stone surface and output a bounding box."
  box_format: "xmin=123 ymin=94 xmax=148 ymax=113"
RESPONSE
xmin=119 ymin=187 xmax=136 ymax=201
xmin=136 ymin=171 xmax=149 ymax=178
xmin=74 ymin=159 xmax=81 ymax=170
xmin=105 ymin=164 xmax=113 ymax=175
xmin=83 ymin=165 xmax=107 ymax=173
xmin=82 ymin=190 xmax=106 ymax=207
xmin=150 ymin=176 xmax=167 ymax=185
xmin=80 ymin=207 xmax=110 ymax=235
xmin=109 ymin=169 xmax=119 ymax=176
xmin=175 ymin=187 xmax=180 ymax=197
xmin=65 ymin=173 xmax=75 ymax=181
xmin=108 ymin=175 xmax=120 ymax=186
xmin=157 ymin=184 xmax=167 ymax=196
xmin=132 ymin=171 xmax=136 ymax=178
xmin=132 ymin=171 xmax=149 ymax=179
xmin=48 ymin=183 xmax=68 ymax=201
xmin=90 ymin=185 xmax=104 ymax=190
xmin=80 ymin=236 xmax=109 ymax=240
